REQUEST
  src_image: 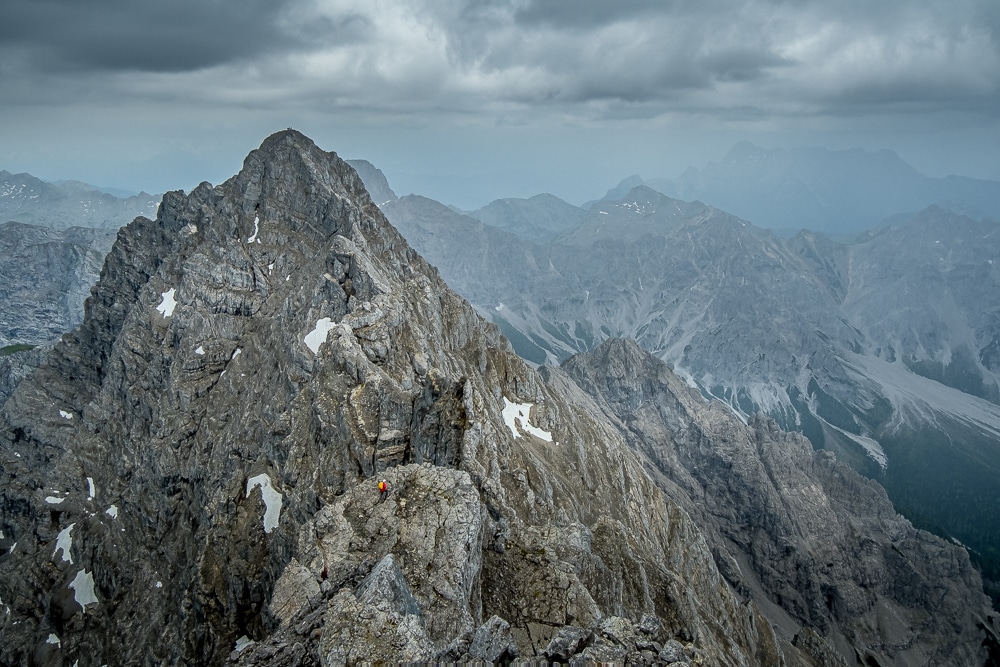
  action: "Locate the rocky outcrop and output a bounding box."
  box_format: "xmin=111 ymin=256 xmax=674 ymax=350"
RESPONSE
xmin=559 ymin=338 xmax=994 ymax=665
xmin=345 ymin=160 xmax=396 ymax=206
xmin=0 ymin=130 xmax=990 ymax=666
xmin=0 ymin=343 xmax=49 ymax=405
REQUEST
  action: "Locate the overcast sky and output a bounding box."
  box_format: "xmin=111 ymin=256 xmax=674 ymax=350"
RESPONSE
xmin=2 ymin=0 xmax=998 ymax=209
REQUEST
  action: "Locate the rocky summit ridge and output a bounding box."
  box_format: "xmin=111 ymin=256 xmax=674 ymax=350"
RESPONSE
xmin=0 ymin=130 xmax=994 ymax=666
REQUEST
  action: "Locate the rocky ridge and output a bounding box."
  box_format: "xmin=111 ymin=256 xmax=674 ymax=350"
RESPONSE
xmin=0 ymin=130 xmax=992 ymax=666
xmin=1 ymin=130 xmax=781 ymax=666
xmin=559 ymin=339 xmax=995 ymax=665
xmin=380 ymin=181 xmax=1000 ymax=603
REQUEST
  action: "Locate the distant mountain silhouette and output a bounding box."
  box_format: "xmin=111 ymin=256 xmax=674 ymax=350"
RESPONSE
xmin=606 ymin=142 xmax=1000 ymax=233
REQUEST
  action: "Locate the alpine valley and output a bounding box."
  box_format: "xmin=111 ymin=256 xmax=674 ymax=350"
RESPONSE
xmin=0 ymin=131 xmax=997 ymax=666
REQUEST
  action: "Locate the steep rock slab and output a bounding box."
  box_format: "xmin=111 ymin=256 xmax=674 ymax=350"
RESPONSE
xmin=559 ymin=338 xmax=994 ymax=665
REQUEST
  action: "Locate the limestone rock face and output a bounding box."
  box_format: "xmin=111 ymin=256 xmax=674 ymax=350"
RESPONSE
xmin=0 ymin=222 xmax=118 ymax=346
xmin=558 ymin=338 xmax=994 ymax=665
xmin=0 ymin=130 xmax=991 ymax=667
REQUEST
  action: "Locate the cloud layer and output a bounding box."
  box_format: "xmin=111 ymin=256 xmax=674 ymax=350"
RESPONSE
xmin=4 ymin=0 xmax=998 ymax=120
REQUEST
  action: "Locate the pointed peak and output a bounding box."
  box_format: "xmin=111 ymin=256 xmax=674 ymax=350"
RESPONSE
xmin=258 ymin=128 xmax=317 ymax=153
xmin=228 ymin=130 xmax=373 ymax=215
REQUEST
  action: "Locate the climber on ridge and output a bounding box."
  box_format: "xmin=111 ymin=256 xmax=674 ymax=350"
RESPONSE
xmin=378 ymin=479 xmax=389 ymax=503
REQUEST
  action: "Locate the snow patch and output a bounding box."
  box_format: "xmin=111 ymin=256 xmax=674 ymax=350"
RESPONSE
xmin=502 ymin=397 xmax=554 ymax=443
xmin=59 ymin=410 xmax=73 ymax=420
xmin=54 ymin=523 xmax=75 ymax=564
xmin=69 ymin=570 xmax=98 ymax=608
xmin=247 ymin=215 xmax=260 ymax=243
xmin=246 ymin=474 xmax=282 ymax=533
xmin=231 ymin=348 xmax=242 ymax=360
xmin=304 ymin=317 xmax=335 ymax=354
xmin=826 ymin=420 xmax=888 ymax=470
xmin=156 ymin=288 xmax=177 ymax=317
xmin=87 ymin=477 xmax=95 ymax=500
xmin=155 ymin=581 xmax=163 ymax=589
xmin=599 ymin=211 xmax=608 ymax=215
xmin=106 ymin=505 xmax=118 ymax=519
xmin=195 ymin=346 xmax=205 ymax=355
xmin=47 ymin=634 xmax=61 ymax=646
xmin=45 ymin=496 xmax=65 ymax=505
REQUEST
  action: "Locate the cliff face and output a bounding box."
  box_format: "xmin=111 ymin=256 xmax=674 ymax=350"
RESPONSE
xmin=559 ymin=339 xmax=995 ymax=665
xmin=0 ymin=222 xmax=117 ymax=347
xmin=0 ymin=131 xmax=992 ymax=667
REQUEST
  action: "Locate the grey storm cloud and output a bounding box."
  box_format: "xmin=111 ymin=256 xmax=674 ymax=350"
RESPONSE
xmin=2 ymin=0 xmax=998 ymax=119
xmin=0 ymin=0 xmax=363 ymax=72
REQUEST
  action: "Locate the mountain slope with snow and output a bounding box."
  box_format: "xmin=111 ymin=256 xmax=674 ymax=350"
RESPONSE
xmin=376 ymin=178 xmax=1000 ymax=604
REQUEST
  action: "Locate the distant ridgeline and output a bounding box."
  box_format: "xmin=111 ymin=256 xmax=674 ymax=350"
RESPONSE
xmin=0 ymin=170 xmax=157 ymax=348
xmin=375 ymin=161 xmax=1000 ymax=612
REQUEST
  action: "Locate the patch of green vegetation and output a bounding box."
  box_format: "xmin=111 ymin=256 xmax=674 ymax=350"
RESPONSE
xmin=0 ymin=343 xmax=35 ymax=356
xmin=538 ymin=317 xmax=575 ymax=349
xmin=492 ymin=316 xmax=548 ymax=365
xmin=806 ymin=378 xmax=859 ymax=433
xmin=789 ymin=387 xmax=825 ymax=451
xmin=574 ymin=321 xmax=596 ymax=350
xmin=875 ymin=421 xmax=1000 ymax=609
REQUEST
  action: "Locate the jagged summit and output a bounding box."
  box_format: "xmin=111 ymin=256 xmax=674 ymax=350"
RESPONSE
xmin=0 ymin=130 xmax=778 ymax=665
xmin=0 ymin=131 xmax=994 ymax=666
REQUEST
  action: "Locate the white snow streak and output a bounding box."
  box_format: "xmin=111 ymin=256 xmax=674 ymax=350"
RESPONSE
xmin=54 ymin=524 xmax=75 ymax=564
xmin=231 ymin=348 xmax=242 ymax=360
xmin=246 ymin=474 xmax=283 ymax=533
xmin=87 ymin=477 xmax=95 ymax=500
xmin=156 ymin=288 xmax=177 ymax=317
xmin=69 ymin=570 xmax=98 ymax=608
xmin=45 ymin=496 xmax=65 ymax=505
xmin=502 ymin=398 xmax=554 ymax=442
xmin=304 ymin=317 xmax=335 ymax=354
xmin=248 ymin=215 xmax=260 ymax=243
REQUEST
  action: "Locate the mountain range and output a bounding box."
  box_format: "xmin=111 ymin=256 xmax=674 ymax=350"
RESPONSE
xmin=0 ymin=172 xmax=160 ymax=349
xmin=375 ymin=175 xmax=1000 ymax=612
xmin=604 ymin=142 xmax=1000 ymax=234
xmin=1 ymin=130 xmax=996 ymax=665
xmin=1 ymin=170 xmax=159 ymax=230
